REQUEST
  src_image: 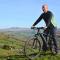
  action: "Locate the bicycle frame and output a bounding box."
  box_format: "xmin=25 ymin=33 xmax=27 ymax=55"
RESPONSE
xmin=32 ymin=27 xmax=47 ymax=44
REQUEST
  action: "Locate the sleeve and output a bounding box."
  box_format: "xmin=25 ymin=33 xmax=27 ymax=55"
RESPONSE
xmin=47 ymin=12 xmax=53 ymax=27
xmin=33 ymin=14 xmax=43 ymax=26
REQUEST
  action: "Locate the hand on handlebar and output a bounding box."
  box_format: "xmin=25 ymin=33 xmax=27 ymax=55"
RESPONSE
xmin=31 ymin=26 xmax=35 ymax=29
xmin=31 ymin=26 xmax=47 ymax=30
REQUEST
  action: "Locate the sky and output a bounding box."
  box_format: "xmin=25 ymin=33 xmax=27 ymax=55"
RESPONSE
xmin=0 ymin=0 xmax=60 ymax=28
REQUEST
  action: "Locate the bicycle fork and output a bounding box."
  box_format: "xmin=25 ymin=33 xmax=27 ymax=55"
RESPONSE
xmin=32 ymin=34 xmax=41 ymax=50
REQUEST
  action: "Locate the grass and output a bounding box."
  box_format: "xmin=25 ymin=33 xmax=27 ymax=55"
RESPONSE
xmin=0 ymin=53 xmax=60 ymax=60
xmin=35 ymin=54 xmax=60 ymax=60
xmin=0 ymin=33 xmax=60 ymax=60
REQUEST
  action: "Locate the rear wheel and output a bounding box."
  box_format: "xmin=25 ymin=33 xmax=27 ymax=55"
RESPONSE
xmin=24 ymin=38 xmax=41 ymax=59
xmin=48 ymin=36 xmax=57 ymax=54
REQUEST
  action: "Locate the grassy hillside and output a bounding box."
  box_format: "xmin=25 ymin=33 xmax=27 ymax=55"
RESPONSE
xmin=0 ymin=32 xmax=25 ymax=60
xmin=0 ymin=28 xmax=60 ymax=60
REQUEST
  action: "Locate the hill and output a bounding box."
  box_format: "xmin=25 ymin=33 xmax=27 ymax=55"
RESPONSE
xmin=0 ymin=27 xmax=59 ymax=60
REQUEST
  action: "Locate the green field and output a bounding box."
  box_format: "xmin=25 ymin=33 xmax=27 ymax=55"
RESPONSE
xmin=0 ymin=29 xmax=60 ymax=60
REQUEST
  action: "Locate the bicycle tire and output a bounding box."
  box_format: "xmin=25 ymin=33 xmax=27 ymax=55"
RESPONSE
xmin=24 ymin=38 xmax=41 ymax=59
xmin=47 ymin=35 xmax=57 ymax=54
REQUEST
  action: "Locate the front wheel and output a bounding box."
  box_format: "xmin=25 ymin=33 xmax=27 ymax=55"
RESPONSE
xmin=24 ymin=38 xmax=41 ymax=59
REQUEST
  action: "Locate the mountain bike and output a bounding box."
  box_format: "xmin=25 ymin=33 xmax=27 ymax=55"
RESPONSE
xmin=24 ymin=27 xmax=57 ymax=59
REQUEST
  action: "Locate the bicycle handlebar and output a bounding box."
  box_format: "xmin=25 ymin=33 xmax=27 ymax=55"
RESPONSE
xmin=31 ymin=27 xmax=46 ymax=30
